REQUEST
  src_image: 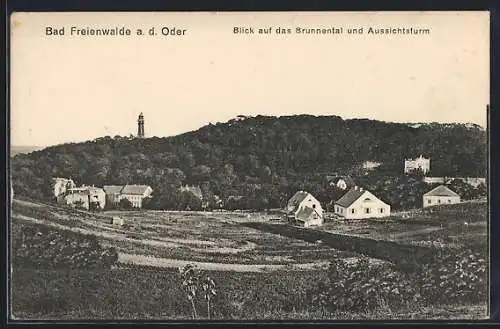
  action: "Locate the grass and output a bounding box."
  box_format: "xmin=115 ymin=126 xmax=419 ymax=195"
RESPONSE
xmin=12 ymin=200 xmax=362 ymax=265
xmin=10 ymin=199 xmax=489 ymax=320
xmin=320 ymin=202 xmax=487 ymax=250
xmin=11 ymin=266 xmax=487 ymax=320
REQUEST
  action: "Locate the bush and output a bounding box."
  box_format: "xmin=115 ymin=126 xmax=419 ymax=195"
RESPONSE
xmin=310 ymin=257 xmax=417 ymax=313
xmin=310 ymin=248 xmax=488 ymax=314
xmin=415 ymin=248 xmax=488 ymax=305
xmin=13 ymin=223 xmax=118 ymax=270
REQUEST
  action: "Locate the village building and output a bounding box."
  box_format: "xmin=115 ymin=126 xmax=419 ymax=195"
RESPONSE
xmin=423 ymin=185 xmax=461 ymax=208
xmin=327 ymin=175 xmax=355 ymax=191
xmin=334 ymin=186 xmax=391 ymax=220
xmin=103 ymin=184 xmax=153 ymax=208
xmin=362 ymin=161 xmax=382 ymax=170
xmin=103 ymin=185 xmax=124 ymax=207
xmin=52 ymin=177 xmax=76 ymax=199
xmin=285 ymin=191 xmax=324 ymax=228
xmin=64 ymin=186 xmax=106 ymax=210
xmin=179 ymin=185 xmax=203 ymax=200
xmin=88 ymin=186 xmax=106 ymax=209
xmin=119 ymin=184 xmax=153 ymax=208
xmin=404 ymin=155 xmax=430 ymax=174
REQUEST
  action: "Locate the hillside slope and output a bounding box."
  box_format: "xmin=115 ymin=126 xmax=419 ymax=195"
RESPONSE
xmin=10 ymin=115 xmax=487 ymax=208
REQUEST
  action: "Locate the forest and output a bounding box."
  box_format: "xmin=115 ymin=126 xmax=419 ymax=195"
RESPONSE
xmin=10 ymin=115 xmax=487 ymax=211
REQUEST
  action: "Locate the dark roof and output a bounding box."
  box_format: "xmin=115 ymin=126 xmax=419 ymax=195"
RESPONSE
xmin=67 ymin=187 xmax=90 ymax=195
xmin=103 ymin=185 xmax=124 ymax=194
xmin=287 ymin=191 xmax=310 ymax=208
xmin=296 ymin=206 xmax=321 ymax=221
xmin=335 ymin=188 xmax=365 ymax=207
xmin=296 ymin=207 xmax=314 ymax=220
xmin=87 ymin=187 xmax=104 ymax=194
xmin=121 ymin=185 xmax=151 ymax=195
xmin=424 ymin=185 xmax=460 ymax=197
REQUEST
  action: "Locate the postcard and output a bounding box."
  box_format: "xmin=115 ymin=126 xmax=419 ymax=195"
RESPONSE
xmin=9 ymin=11 xmax=489 ymax=320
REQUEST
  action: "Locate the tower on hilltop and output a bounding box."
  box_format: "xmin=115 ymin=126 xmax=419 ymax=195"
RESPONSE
xmin=137 ymin=113 xmax=145 ymax=138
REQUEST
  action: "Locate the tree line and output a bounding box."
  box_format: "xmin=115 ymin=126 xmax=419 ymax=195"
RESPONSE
xmin=11 ymin=115 xmax=487 ymax=211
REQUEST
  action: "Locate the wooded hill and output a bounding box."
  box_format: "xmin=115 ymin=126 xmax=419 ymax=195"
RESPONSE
xmin=10 ymin=115 xmax=487 ymax=210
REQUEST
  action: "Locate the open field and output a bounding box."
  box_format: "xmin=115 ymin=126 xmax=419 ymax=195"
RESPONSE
xmin=12 ymin=199 xmax=366 ymax=270
xmin=319 ymin=201 xmax=487 ymax=251
xmin=10 ymin=198 xmax=488 ymax=320
xmin=11 ymin=199 xmax=488 ymax=270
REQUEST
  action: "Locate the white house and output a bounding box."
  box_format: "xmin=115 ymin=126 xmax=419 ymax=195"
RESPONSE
xmin=119 ymin=184 xmax=153 ymax=208
xmin=334 ymin=186 xmax=391 ymax=220
xmin=285 ymin=191 xmax=324 ymax=227
xmin=423 ymin=185 xmax=461 ymax=208
xmin=52 ymin=177 xmax=76 ymax=199
xmin=64 ymin=186 xmax=106 ymax=210
xmin=404 ymin=155 xmax=430 ymax=174
xmin=87 ymin=186 xmax=106 ymax=209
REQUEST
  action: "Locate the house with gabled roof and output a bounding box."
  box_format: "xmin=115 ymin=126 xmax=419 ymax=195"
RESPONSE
xmin=334 ymin=186 xmax=390 ymax=220
xmin=103 ymin=184 xmax=153 ymax=208
xmin=423 ymin=185 xmax=460 ymax=208
xmin=120 ymin=185 xmax=153 ymax=208
xmin=285 ymin=191 xmax=324 ymax=227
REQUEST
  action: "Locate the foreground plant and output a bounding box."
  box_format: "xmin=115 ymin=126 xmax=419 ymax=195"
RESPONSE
xmin=178 ymin=264 xmax=218 ymax=319
xmin=201 ymin=276 xmax=217 ymax=319
xmin=179 ymin=264 xmax=199 ymax=319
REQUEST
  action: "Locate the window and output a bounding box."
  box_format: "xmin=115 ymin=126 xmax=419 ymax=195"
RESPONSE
xmin=438 ymin=199 xmax=441 ymax=204
xmin=312 ymin=204 xmax=316 ymax=209
xmin=380 ymin=208 xmax=384 ymax=213
xmin=448 ymin=199 xmax=451 ymax=203
xmin=428 ymin=199 xmax=432 ymax=204
xmin=351 ymin=209 xmax=355 ymax=214
xmin=365 ymin=208 xmax=371 ymax=214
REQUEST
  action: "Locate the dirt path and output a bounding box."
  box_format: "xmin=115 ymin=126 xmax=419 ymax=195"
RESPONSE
xmin=13 ymin=199 xmax=46 ymax=208
xmin=117 ymin=253 xmax=329 ymax=273
xmin=13 ymin=213 xmax=330 ymax=272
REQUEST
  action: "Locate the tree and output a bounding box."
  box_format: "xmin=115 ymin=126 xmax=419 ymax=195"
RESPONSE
xmin=119 ymin=198 xmax=134 ymax=210
xmin=10 ymin=116 xmax=486 ymax=208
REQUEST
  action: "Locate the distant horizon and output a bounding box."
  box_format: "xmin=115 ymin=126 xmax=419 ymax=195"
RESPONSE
xmin=10 ymin=113 xmax=487 ymax=149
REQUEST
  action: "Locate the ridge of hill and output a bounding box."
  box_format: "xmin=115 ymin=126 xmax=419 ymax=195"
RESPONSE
xmin=10 ymin=115 xmax=487 ymax=209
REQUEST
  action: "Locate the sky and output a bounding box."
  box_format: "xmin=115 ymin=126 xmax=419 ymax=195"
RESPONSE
xmin=10 ymin=11 xmax=490 ymax=146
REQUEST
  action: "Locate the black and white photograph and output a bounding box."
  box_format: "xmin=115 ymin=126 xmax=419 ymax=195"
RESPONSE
xmin=9 ymin=11 xmax=489 ymax=320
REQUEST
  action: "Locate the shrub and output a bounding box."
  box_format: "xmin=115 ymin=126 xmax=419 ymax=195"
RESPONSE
xmin=310 ymin=248 xmax=488 ymax=315
xmin=310 ymin=257 xmax=417 ymax=313
xmin=13 ymin=223 xmax=118 ymax=270
xmin=415 ymin=248 xmax=488 ymax=305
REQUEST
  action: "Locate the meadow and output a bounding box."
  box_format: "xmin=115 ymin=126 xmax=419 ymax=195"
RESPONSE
xmin=10 ymin=198 xmax=489 ymax=320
